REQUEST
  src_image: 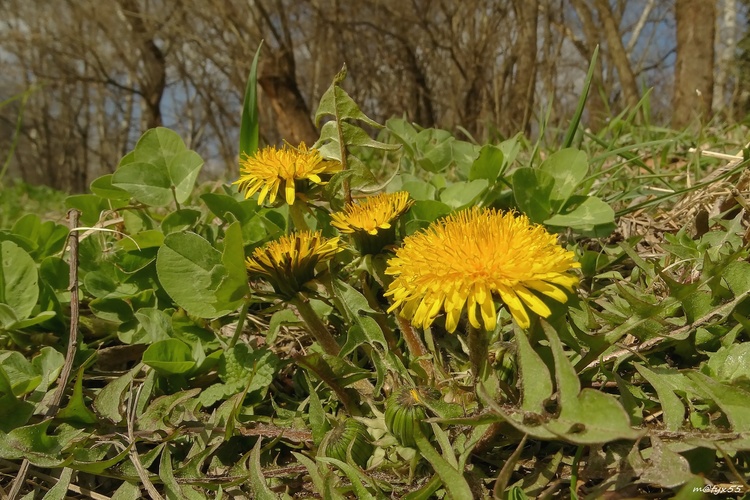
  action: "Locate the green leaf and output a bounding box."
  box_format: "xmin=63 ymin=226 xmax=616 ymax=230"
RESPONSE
xmin=249 ymin=438 xmax=277 ymax=500
xmin=516 ymin=329 xmax=553 ymax=412
xmin=307 ymin=376 xmax=329 ymax=446
xmin=42 ymin=467 xmax=73 ymax=500
xmin=161 ymin=209 xmax=202 ymax=234
xmin=0 ymin=420 xmax=83 ymax=467
xmin=413 ymin=424 xmax=473 ymax=500
xmin=112 ymin=161 xmax=173 ymax=206
xmin=93 ymin=368 xmax=137 ymax=424
xmin=512 ymin=168 xmax=555 ymax=223
xmin=439 ymin=180 xmax=488 ymax=209
xmin=542 ymin=323 xmax=643 ymax=444
xmin=314 ymin=66 xmax=380 ymax=128
xmin=544 ymin=196 xmax=615 ymax=235
xmin=240 ymin=43 xmax=263 ymax=159
xmin=469 ymin=144 xmax=504 ymax=181
xmin=217 ymin=222 xmax=250 ymax=306
xmin=112 ymin=128 xmax=204 ymax=206
xmin=143 ymin=339 xmax=196 ymax=375
xmin=687 ymin=371 xmax=750 ymax=431
xmin=90 ymin=174 xmax=131 ymax=200
xmin=635 ymin=365 xmax=686 ymax=431
xmin=705 ymin=343 xmax=750 ymax=386
xmin=156 ymin=232 xmax=244 ymax=318
xmin=317 ymin=458 xmax=376 ymax=500
xmin=168 ymin=150 xmax=204 ymax=203
xmin=539 ymin=148 xmax=588 ymax=204
xmin=563 ymin=45 xmax=598 ymax=148
xmin=57 ymin=366 xmax=98 ymax=424
xmin=0 ymin=240 xmax=38 ymax=321
xmin=0 ymin=351 xmax=41 ymax=396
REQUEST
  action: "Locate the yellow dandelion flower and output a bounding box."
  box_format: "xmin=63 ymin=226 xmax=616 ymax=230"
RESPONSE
xmin=234 ymin=143 xmax=342 ymax=206
xmin=246 ymin=231 xmax=341 ymax=298
xmin=385 ymin=207 xmax=580 ymax=332
xmin=330 ymin=191 xmax=414 ymax=254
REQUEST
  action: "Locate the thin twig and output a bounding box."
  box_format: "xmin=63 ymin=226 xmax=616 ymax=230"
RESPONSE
xmin=8 ymin=209 xmax=81 ymax=500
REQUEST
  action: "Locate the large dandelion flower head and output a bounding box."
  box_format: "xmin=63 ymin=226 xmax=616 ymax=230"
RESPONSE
xmin=246 ymin=231 xmax=341 ymax=298
xmin=234 ymin=142 xmax=342 ymax=206
xmin=385 ymin=207 xmax=580 ymax=332
xmin=330 ymin=191 xmax=414 ymax=254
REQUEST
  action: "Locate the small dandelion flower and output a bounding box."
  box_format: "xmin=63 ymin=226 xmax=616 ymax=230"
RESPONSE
xmin=330 ymin=191 xmax=414 ymax=254
xmin=246 ymin=231 xmax=341 ymax=298
xmin=385 ymin=207 xmax=579 ymax=332
xmin=234 ymin=143 xmax=341 ymax=205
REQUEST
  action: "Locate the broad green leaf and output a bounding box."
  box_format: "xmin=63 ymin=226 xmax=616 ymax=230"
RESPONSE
xmin=544 ymin=196 xmax=615 ymax=235
xmin=168 ymin=150 xmax=204 ymax=203
xmin=112 ymin=161 xmax=173 ymax=206
xmin=217 ymin=222 xmax=250 ymax=306
xmin=413 ymin=425 xmax=473 ymax=500
xmin=0 ymin=351 xmax=41 ymax=396
xmin=65 ymin=194 xmax=116 ymax=226
xmin=687 ymin=372 xmax=750 ymax=431
xmin=291 ymin=452 xmax=326 ymax=495
xmin=90 ymin=174 xmax=130 ymax=200
xmin=469 ymin=144 xmax=504 ymax=181
xmin=71 ymin=443 xmax=132 ymax=474
xmin=240 ymin=43 xmax=263 ymax=159
xmin=307 ymin=375 xmax=329 ymax=446
xmin=156 ymin=232 xmax=243 ymax=318
xmin=512 ymin=168 xmax=555 ymax=223
xmin=635 ymin=364 xmax=685 ymax=431
xmin=634 ymin=437 xmax=696 ymax=489
xmin=249 ymin=439 xmax=277 ymax=500
xmin=516 ymin=329 xmax=553 ymax=412
xmin=93 ymin=367 xmax=137 ymax=424
xmin=317 ymin=458 xmax=376 ymax=500
xmin=57 ymin=366 xmax=98 ymax=424
xmin=543 ymin=323 xmax=642 ymax=444
xmin=143 ymin=339 xmax=196 ymax=375
xmin=133 ymin=307 xmax=173 ymax=344
xmin=0 ymin=240 xmax=38 ymax=321
xmin=161 ymin=209 xmax=201 ymax=234
xmin=113 ymin=128 xmax=204 ymax=206
xmin=400 ymin=180 xmax=436 ymax=201
xmin=439 ymin=179 xmax=488 ymax=209
xmin=315 ymin=66 xmax=379 ymax=128
xmin=332 ymin=279 xmax=387 ymax=353
xmin=0 ymin=420 xmax=83 ymax=467
xmin=539 ymin=148 xmax=588 ymax=204
xmin=201 ymin=193 xmax=258 ymax=224
xmin=42 ymin=467 xmax=73 ymax=500
xmin=705 ymin=343 xmax=750 ymax=386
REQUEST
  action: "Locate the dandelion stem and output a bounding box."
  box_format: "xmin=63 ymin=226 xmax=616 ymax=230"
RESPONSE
xmin=467 ymin=323 xmax=490 ymax=384
xmin=227 ymin=300 xmax=249 ymax=349
xmin=289 ymin=200 xmax=310 ymax=232
xmin=291 ymin=294 xmax=340 ymax=356
xmin=396 ymin=316 xmax=434 ymax=380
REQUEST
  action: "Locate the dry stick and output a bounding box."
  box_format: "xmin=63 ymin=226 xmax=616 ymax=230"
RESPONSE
xmin=8 ymin=209 xmax=82 ymax=500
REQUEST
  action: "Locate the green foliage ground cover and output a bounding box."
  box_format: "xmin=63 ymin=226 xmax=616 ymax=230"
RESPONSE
xmin=1 ymin=63 xmax=750 ymax=499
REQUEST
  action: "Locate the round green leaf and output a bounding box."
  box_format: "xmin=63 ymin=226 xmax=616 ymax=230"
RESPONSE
xmin=0 ymin=241 xmax=38 ymax=321
xmin=143 ymin=339 xmax=196 ymax=375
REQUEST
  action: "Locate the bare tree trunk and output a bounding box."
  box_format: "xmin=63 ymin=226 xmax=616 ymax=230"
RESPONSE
xmin=507 ymin=0 xmax=538 ymax=136
xmin=117 ymin=0 xmax=166 ymax=130
xmin=258 ymin=51 xmax=319 ymax=146
xmin=593 ymin=0 xmax=640 ymax=110
xmin=673 ymin=0 xmax=717 ymax=128
xmin=714 ymin=0 xmax=737 ymax=116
